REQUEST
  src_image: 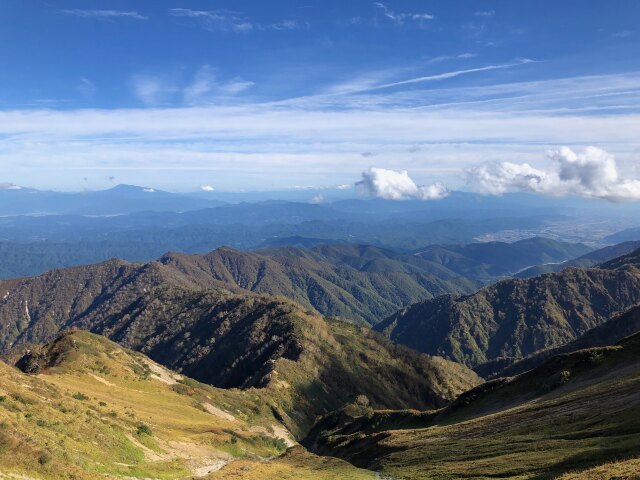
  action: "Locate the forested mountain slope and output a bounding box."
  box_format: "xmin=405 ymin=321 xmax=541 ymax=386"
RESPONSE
xmin=375 ymin=248 xmax=640 ymax=367
xmin=0 ymin=258 xmax=479 ymax=437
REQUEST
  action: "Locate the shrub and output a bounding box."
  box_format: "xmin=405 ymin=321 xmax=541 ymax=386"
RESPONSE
xmin=72 ymin=392 xmax=89 ymax=401
xmin=136 ymin=424 xmax=152 ymax=436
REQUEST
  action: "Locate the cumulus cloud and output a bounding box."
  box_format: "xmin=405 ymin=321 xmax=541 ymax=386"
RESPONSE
xmin=310 ymin=193 xmax=324 ymax=204
xmin=201 ymin=185 xmax=215 ymax=192
xmin=465 ymin=146 xmax=640 ymax=201
xmin=356 ymin=168 xmax=448 ymax=200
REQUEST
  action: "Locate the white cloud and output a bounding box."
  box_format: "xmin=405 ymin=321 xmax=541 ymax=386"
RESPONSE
xmin=0 ymin=182 xmax=22 ymax=190
xmin=266 ymin=19 xmax=305 ymax=31
xmin=201 ymin=185 xmax=215 ymax=192
xmin=184 ymin=66 xmax=254 ymax=103
xmin=465 ymin=146 xmax=640 ymax=201
xmin=356 ymin=168 xmax=448 ymax=200
xmin=2 ymin=71 xmax=640 ymax=191
xmin=310 ymin=193 xmax=324 ymax=204
xmin=132 ymin=66 xmax=253 ymax=105
xmin=77 ymin=78 xmax=97 ymax=99
xmin=474 ymin=10 xmax=495 ymax=17
xmin=350 ymin=59 xmax=535 ymax=93
xmin=131 ymin=75 xmax=175 ymax=105
xmin=424 ymin=53 xmax=477 ymax=65
xmin=613 ymin=30 xmax=633 ymax=38
xmin=62 ymin=9 xmax=147 ymax=20
xmin=374 ymin=3 xmax=434 ymax=26
xmin=336 ymin=184 xmax=352 ymax=190
xmin=169 ymin=8 xmax=253 ymax=33
xmin=169 ymin=8 xmax=305 ymax=33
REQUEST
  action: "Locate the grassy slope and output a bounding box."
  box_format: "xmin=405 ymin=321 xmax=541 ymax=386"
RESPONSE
xmin=0 ymin=330 xmax=375 ymax=479
xmin=307 ymin=333 xmax=640 ymax=479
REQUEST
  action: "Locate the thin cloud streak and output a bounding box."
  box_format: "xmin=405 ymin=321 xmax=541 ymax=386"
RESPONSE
xmin=62 ymin=9 xmax=147 ymax=20
xmin=367 ymin=59 xmax=536 ymax=92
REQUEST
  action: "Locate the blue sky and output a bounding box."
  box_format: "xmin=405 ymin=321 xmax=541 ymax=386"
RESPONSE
xmin=1 ymin=0 xmax=640 ymax=194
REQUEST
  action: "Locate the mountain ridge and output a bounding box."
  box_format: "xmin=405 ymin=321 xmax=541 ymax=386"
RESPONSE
xmin=375 ymin=248 xmax=640 ymax=368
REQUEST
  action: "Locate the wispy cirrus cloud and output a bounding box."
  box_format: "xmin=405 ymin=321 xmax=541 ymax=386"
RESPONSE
xmin=183 ymin=65 xmax=254 ymax=103
xmin=374 ymin=2 xmax=434 ymax=26
xmin=168 ymin=8 xmax=305 ymax=33
xmin=318 ymin=59 xmax=531 ymax=97
xmin=346 ymin=59 xmax=535 ymax=94
xmin=474 ymin=10 xmax=495 ymax=17
xmin=169 ymin=8 xmax=253 ymax=33
xmin=424 ymin=53 xmax=477 ymax=65
xmin=2 ymin=70 xmax=640 ymax=191
xmin=131 ymin=65 xmax=254 ymax=105
xmin=61 ymin=9 xmax=147 ymax=20
xmin=613 ymin=30 xmax=634 ymax=38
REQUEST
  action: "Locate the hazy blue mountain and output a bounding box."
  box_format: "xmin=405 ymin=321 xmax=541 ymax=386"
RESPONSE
xmin=606 ymin=226 xmax=640 ymax=243
xmin=413 ymin=237 xmax=592 ymax=282
xmin=516 ymin=240 xmax=640 ymax=278
xmin=0 ymin=184 xmax=225 ymax=216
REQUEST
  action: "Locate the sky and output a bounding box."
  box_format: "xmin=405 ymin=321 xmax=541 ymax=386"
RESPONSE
xmin=1 ymin=0 xmax=640 ymax=195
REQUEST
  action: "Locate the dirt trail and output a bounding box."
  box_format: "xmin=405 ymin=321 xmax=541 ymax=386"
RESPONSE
xmin=138 ymin=357 xmax=182 ymax=384
xmin=87 ymin=372 xmax=115 ymax=386
xmin=201 ymin=402 xmax=237 ymax=422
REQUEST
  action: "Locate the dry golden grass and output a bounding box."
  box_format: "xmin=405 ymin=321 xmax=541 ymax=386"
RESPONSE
xmin=0 ymin=331 xmax=310 ymax=479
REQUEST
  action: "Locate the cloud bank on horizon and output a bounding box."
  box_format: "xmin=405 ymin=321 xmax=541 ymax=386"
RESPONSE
xmin=360 ymin=147 xmax=640 ymax=202
xmin=465 ymin=147 xmax=640 ymax=202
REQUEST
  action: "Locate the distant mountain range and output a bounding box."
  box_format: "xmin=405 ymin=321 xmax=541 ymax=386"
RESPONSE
xmin=375 ymin=247 xmax=640 ymax=368
xmin=413 ymin=237 xmax=591 ymax=282
xmin=0 ymin=184 xmax=225 ymax=215
xmin=515 ymin=240 xmax=640 ymax=278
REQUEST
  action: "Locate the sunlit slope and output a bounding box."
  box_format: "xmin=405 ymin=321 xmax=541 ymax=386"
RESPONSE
xmin=0 ymin=330 xmax=376 ymax=479
xmin=306 ymin=332 xmax=640 ymax=479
